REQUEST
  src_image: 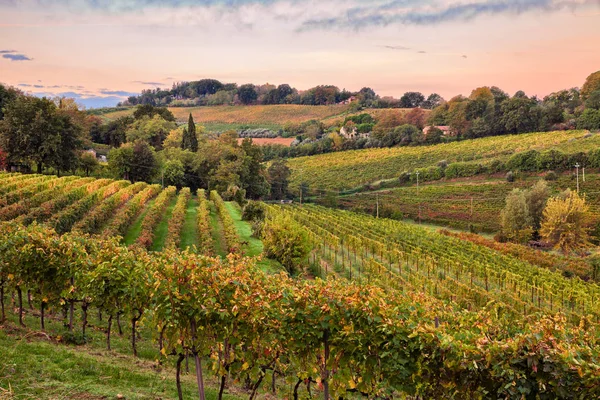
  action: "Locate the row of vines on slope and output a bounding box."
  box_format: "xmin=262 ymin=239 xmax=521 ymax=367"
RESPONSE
xmin=0 ymin=221 xmax=598 ymax=400
xmin=196 ymin=189 xmax=213 ymax=255
xmin=136 ymin=186 xmax=177 ymax=249
xmin=101 ymin=184 xmax=162 ymax=238
xmin=164 ymin=188 xmax=191 ymax=249
xmin=210 ymin=190 xmax=240 ymax=254
xmin=269 ymin=204 xmax=600 ymax=325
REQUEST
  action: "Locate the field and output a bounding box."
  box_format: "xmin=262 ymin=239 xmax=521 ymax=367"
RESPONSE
xmin=101 ymin=104 xmax=352 ymax=126
xmin=287 ymin=130 xmax=599 ymax=192
xmin=98 ymin=104 xmax=416 ymax=133
xmin=0 ymin=172 xmax=275 ymax=266
xmin=1 ymin=170 xmax=600 ymax=398
xmin=237 ymin=137 xmax=295 ymax=146
xmin=332 ymin=172 xmax=600 ymax=232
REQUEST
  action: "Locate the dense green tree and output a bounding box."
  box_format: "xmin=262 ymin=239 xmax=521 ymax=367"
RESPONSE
xmin=399 ymin=92 xmax=425 ymax=108
xmin=0 ymin=96 xmax=82 ymax=173
xmin=238 ymin=84 xmax=258 ymax=105
xmin=239 ymin=138 xmax=270 ymax=199
xmin=78 ymin=152 xmax=99 ymax=177
xmin=108 ymin=140 xmax=158 ymax=182
xmin=162 ymin=159 xmax=185 ymax=188
xmin=576 ymin=109 xmax=600 ymax=130
xmin=500 ymin=189 xmax=533 ymax=243
xmin=261 ymin=213 xmax=311 ymax=275
xmin=422 ymin=93 xmax=444 ymax=109
xmin=0 ymin=84 xmax=19 ymax=120
xmin=126 ymin=115 xmax=176 ymax=150
xmin=501 ymin=96 xmax=541 ymax=134
xmin=526 ymin=180 xmax=550 ymax=233
xmin=268 ymin=158 xmax=291 ymax=200
xmin=133 ymin=104 xmax=176 ymax=122
xmin=181 ymin=113 xmax=198 ymax=152
xmin=585 ymin=90 xmax=600 ymax=110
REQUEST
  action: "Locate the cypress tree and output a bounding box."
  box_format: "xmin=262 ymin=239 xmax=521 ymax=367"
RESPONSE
xmin=181 ymin=127 xmax=189 ymax=150
xmin=181 ymin=113 xmax=198 ymax=152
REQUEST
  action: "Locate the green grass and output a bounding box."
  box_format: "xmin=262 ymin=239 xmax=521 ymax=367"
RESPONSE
xmin=150 ymin=196 xmax=178 ymax=252
xmin=208 ymin=201 xmax=227 ymax=257
xmin=224 ymin=202 xmax=282 ymax=274
xmin=0 ymin=311 xmax=242 ymax=400
xmin=122 ymin=198 xmax=158 ymax=246
xmin=180 ymin=196 xmax=200 ymax=251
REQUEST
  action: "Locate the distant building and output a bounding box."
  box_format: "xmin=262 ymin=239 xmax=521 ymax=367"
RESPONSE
xmin=423 ymin=125 xmax=452 ymax=136
xmin=339 ymin=126 xmax=369 ymax=139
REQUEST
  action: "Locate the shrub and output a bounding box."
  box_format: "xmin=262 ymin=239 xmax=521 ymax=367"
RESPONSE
xmin=261 ymin=213 xmax=311 ymax=275
xmin=538 ymin=150 xmax=567 ymax=171
xmin=398 ymin=171 xmax=411 ymax=184
xmin=242 ymin=201 xmax=266 ymax=222
xmin=544 ymin=171 xmax=558 ymax=181
xmin=488 ymin=159 xmax=506 ymax=173
xmin=411 ymin=166 xmax=443 ymax=183
xmin=506 ymin=150 xmax=540 ymax=172
xmin=444 ymin=162 xmax=482 ymax=179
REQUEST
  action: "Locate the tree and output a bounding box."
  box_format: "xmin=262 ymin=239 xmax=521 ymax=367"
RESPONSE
xmin=240 ymin=139 xmax=270 ymax=199
xmin=238 ymin=84 xmax=258 ymax=105
xmin=126 ymin=115 xmax=176 ymax=150
xmin=78 ymin=152 xmax=99 ymax=176
xmin=585 ymin=90 xmax=600 ymax=110
xmin=422 ymin=93 xmax=444 ymax=109
xmin=540 ymin=190 xmax=590 ymax=254
xmin=405 ymin=108 xmax=427 ymax=129
xmin=163 ymin=159 xmax=185 ymax=188
xmin=108 ymin=140 xmax=158 ymax=183
xmin=525 ymin=180 xmax=549 ymax=233
xmin=0 ymin=84 xmax=19 ymax=120
xmin=0 ymin=95 xmax=82 ymax=173
xmin=261 ymin=213 xmax=311 ymax=275
xmin=133 ymin=104 xmax=176 ymax=122
xmin=576 ymin=109 xmax=600 ymax=130
xmin=399 ymin=92 xmax=425 ymax=108
xmin=581 ymin=70 xmax=600 ymax=100
xmin=181 ymin=113 xmax=199 ymax=152
xmin=267 ymin=158 xmax=291 ymax=200
xmin=501 ymin=96 xmax=541 ymax=134
xmin=500 ymin=189 xmax=533 ymax=243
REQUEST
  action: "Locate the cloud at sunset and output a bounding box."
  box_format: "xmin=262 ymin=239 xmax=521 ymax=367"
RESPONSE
xmin=0 ymin=0 xmax=598 ymax=107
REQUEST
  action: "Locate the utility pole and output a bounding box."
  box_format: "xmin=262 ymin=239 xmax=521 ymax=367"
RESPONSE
xmin=376 ymin=193 xmax=379 ymax=218
xmin=575 ymin=163 xmax=580 ymax=193
xmin=583 ymin=167 xmax=586 ymax=182
xmin=161 ymin=170 xmax=164 ymax=189
xmin=416 ymin=171 xmax=420 ymax=195
xmin=416 ymin=171 xmax=420 ymax=224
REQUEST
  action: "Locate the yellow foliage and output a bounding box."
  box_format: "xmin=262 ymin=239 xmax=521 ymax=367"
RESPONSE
xmin=540 ymin=190 xmax=590 ymax=254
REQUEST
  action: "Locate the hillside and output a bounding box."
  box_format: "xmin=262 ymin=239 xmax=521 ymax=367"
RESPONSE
xmin=97 ymin=104 xmax=414 ymax=132
xmin=287 ymin=130 xmax=598 ymax=192
xmin=0 ymin=173 xmax=277 ymax=269
xmin=333 ymin=172 xmax=600 ymax=232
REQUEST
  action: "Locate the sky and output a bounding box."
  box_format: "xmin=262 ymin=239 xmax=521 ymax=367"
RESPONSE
xmin=0 ymin=0 xmax=599 ymax=108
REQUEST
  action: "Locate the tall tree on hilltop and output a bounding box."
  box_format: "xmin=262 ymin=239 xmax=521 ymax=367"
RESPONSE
xmin=181 ymin=113 xmax=198 ymax=152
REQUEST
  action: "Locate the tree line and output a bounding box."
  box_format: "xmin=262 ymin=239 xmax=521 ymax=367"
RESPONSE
xmin=122 ymin=78 xmax=445 ymax=109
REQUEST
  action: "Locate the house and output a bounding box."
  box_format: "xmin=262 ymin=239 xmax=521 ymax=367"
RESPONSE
xmin=423 ymin=125 xmax=452 ymax=136
xmin=339 ymin=126 xmax=370 ymax=140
